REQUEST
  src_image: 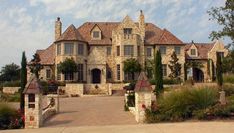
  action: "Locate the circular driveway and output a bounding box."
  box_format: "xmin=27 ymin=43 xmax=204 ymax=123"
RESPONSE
xmin=44 ymin=96 xmax=137 ymax=127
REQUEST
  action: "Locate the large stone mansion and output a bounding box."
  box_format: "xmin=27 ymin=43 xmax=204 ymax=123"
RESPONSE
xmin=35 ymin=10 xmax=228 ymax=84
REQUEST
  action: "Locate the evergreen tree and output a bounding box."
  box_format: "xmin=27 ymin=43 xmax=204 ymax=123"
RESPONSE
xmin=168 ymin=51 xmax=181 ymax=79
xmin=154 ymin=50 xmax=163 ymax=97
xmin=29 ymin=53 xmax=42 ymax=78
xmin=20 ymin=51 xmax=27 ymax=111
xmin=216 ymin=52 xmax=223 ymax=88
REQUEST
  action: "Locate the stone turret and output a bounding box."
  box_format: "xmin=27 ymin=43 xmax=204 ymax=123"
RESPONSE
xmin=55 ymin=17 xmax=62 ymax=40
xmin=138 ymin=10 xmax=145 ymax=39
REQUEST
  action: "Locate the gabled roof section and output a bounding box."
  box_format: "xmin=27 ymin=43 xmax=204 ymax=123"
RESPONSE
xmin=185 ymin=42 xmax=215 ymax=59
xmin=35 ymin=44 xmax=55 ymax=65
xmin=158 ymin=29 xmax=183 ymax=44
xmin=23 ymin=75 xmax=42 ymax=94
xmin=135 ymin=72 xmax=152 ymax=92
xmin=56 ymin=24 xmax=84 ymax=42
xmin=90 ymin=24 xmax=102 ymax=33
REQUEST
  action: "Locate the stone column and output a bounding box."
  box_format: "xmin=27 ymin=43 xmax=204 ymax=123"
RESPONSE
xmin=24 ymin=93 xmax=42 ymax=128
xmin=135 ymin=91 xmax=151 ymax=123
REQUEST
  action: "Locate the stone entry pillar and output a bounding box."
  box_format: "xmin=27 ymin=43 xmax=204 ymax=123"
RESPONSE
xmin=23 ymin=76 xmax=42 ymax=129
xmin=134 ymin=72 xmax=152 ymax=123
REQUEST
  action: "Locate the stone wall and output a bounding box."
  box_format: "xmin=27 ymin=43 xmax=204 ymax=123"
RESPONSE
xmin=65 ymin=83 xmax=84 ymax=97
xmin=2 ymin=87 xmax=19 ymax=94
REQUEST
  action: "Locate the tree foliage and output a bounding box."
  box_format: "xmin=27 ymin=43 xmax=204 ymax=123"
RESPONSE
xmin=154 ymin=51 xmax=163 ymax=96
xmin=216 ymin=53 xmax=223 ymax=87
xmin=123 ymin=58 xmax=141 ymax=80
xmin=29 ymin=53 xmax=42 ymax=78
xmin=222 ymin=49 xmax=234 ymax=73
xmin=0 ymin=63 xmax=20 ymax=81
xmin=168 ymin=51 xmax=181 ymax=79
xmin=20 ymin=52 xmax=27 ymax=110
xmin=208 ymin=0 xmax=234 ymax=45
xmin=57 ymin=58 xmax=78 ymax=74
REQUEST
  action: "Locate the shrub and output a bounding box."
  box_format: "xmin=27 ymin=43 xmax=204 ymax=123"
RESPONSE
xmin=145 ymin=87 xmax=219 ymax=123
xmin=150 ymin=78 xmax=181 ymax=85
xmin=0 ymin=93 xmax=20 ymax=102
xmin=222 ymin=84 xmax=234 ymax=96
xmin=3 ymin=81 xmax=21 ymax=87
xmin=0 ymin=104 xmax=24 ymax=129
xmin=223 ymin=74 xmax=234 ymax=84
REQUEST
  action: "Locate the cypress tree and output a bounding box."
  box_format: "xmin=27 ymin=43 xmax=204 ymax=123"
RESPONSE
xmin=216 ymin=53 xmax=223 ymax=88
xmin=154 ymin=50 xmax=163 ymax=97
xmin=168 ymin=51 xmax=181 ymax=79
xmin=20 ymin=51 xmax=27 ymax=111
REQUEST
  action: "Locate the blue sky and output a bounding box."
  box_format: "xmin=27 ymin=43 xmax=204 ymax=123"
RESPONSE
xmin=0 ymin=0 xmax=229 ymax=68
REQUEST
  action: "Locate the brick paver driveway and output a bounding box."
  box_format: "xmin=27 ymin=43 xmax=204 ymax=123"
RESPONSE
xmin=44 ymin=96 xmax=137 ymax=127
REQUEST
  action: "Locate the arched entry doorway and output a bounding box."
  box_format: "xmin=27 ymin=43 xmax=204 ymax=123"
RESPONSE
xmin=193 ymin=68 xmax=204 ymax=82
xmin=91 ymin=68 xmax=101 ymax=83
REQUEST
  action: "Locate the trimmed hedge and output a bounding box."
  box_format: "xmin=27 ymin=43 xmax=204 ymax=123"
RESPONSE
xmin=224 ymin=74 xmax=234 ymax=84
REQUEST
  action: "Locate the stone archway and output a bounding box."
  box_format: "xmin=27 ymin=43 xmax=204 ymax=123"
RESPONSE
xmin=91 ymin=68 xmax=101 ymax=83
xmin=193 ymin=68 xmax=204 ymax=82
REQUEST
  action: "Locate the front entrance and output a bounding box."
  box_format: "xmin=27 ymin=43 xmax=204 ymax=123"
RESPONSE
xmin=193 ymin=68 xmax=204 ymax=82
xmin=91 ymin=68 xmax=101 ymax=83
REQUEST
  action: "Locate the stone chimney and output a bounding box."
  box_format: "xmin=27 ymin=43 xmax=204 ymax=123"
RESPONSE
xmin=139 ymin=10 xmax=145 ymax=39
xmin=55 ymin=17 xmax=62 ymax=40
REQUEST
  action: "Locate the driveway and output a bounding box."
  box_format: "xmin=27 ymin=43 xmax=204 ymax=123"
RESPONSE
xmin=44 ymin=96 xmax=137 ymax=127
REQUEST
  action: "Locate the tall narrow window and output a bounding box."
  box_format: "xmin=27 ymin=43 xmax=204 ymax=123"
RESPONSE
xmin=77 ymin=64 xmax=83 ymax=81
xmin=124 ymin=45 xmax=134 ymax=56
xmin=107 ymin=46 xmax=111 ymax=56
xmin=146 ymin=47 xmax=152 ymax=57
xmin=46 ymin=69 xmax=51 ymax=79
xmin=159 ymin=46 xmax=166 ymax=54
xmin=64 ymin=43 xmax=74 ymax=55
xmin=162 ymin=64 xmax=167 ymax=76
xmin=77 ymin=44 xmax=84 ymax=55
xmin=65 ymin=72 xmax=73 ymax=81
xmin=117 ymin=46 xmax=120 ymax=56
xmin=175 ymin=46 xmax=181 ymax=55
xmin=191 ymin=49 xmax=196 ymax=56
xmin=57 ymin=43 xmax=61 ymax=55
xmin=117 ymin=64 xmax=120 ymax=80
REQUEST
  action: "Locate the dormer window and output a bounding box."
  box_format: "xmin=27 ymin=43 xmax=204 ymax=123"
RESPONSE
xmin=124 ymin=28 xmax=132 ymax=34
xmin=93 ymin=31 xmax=100 ymax=38
xmin=191 ymin=49 xmax=196 ymax=56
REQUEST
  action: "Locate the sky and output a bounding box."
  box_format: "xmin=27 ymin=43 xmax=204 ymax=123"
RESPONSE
xmin=0 ymin=0 xmax=229 ymax=68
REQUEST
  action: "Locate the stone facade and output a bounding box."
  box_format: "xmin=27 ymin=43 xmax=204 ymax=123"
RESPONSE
xmin=35 ymin=11 xmax=228 ymax=88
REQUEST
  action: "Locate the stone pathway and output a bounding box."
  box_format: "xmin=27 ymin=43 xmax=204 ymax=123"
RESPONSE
xmin=43 ymin=96 xmax=137 ymax=127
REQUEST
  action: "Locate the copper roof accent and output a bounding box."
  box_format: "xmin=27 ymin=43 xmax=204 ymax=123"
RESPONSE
xmin=56 ymin=24 xmax=85 ymax=42
xmin=185 ymin=42 xmax=215 ymax=59
xmin=35 ymin=44 xmax=55 ymax=65
xmin=158 ymin=29 xmax=183 ymax=44
xmin=135 ymin=72 xmax=152 ymax=92
xmin=23 ymin=75 xmax=42 ymax=94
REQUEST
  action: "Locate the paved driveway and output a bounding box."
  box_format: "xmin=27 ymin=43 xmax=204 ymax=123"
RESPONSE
xmin=44 ymin=96 xmax=137 ymax=127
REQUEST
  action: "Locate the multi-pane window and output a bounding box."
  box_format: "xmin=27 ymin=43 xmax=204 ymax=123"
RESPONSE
xmin=117 ymin=64 xmax=120 ymax=80
xmin=93 ymin=31 xmax=100 ymax=38
xmin=77 ymin=64 xmax=83 ymax=81
xmin=124 ymin=45 xmax=134 ymax=56
xmin=159 ymin=46 xmax=166 ymax=54
xmin=57 ymin=43 xmax=61 ymax=55
xmin=175 ymin=46 xmax=181 ymax=55
xmin=191 ymin=49 xmax=196 ymax=56
xmin=117 ymin=46 xmax=120 ymax=56
xmin=107 ymin=47 xmax=111 ymax=56
xmin=46 ymin=69 xmax=51 ymax=79
xmin=162 ymin=64 xmax=167 ymax=76
xmin=65 ymin=72 xmax=73 ymax=81
xmin=107 ymin=70 xmax=112 ymax=79
xmin=28 ymin=94 xmax=35 ymax=108
xmin=146 ymin=47 xmax=152 ymax=57
xmin=64 ymin=43 xmax=74 ymax=55
xmin=123 ymin=28 xmax=132 ymax=34
xmin=57 ymin=72 xmax=61 ymax=81
xmin=77 ymin=44 xmax=84 ymax=55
